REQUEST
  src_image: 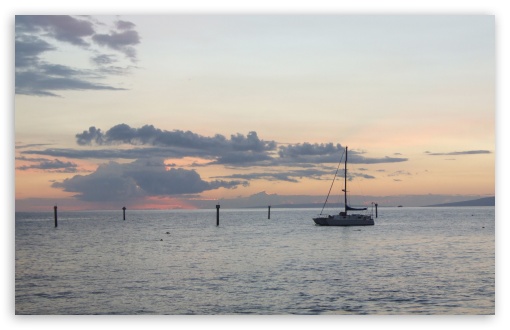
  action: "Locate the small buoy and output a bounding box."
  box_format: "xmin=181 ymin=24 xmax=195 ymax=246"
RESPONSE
xmin=482 ymin=226 xmax=485 ymax=228
xmin=160 ymin=239 xmax=163 ymax=241
xmin=166 ymin=232 xmax=170 ymax=234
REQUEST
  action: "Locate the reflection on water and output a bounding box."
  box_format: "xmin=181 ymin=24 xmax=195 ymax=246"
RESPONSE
xmin=15 ymin=207 xmax=494 ymax=314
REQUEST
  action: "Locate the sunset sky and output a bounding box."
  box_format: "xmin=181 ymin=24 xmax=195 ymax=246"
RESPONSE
xmin=13 ymin=12 xmax=496 ymax=211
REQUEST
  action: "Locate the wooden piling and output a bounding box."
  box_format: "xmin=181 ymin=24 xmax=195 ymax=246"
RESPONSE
xmin=122 ymin=206 xmax=126 ymax=220
xmin=375 ymin=203 xmax=378 ymax=218
xmin=268 ymin=205 xmax=271 ymax=219
xmin=216 ymin=204 xmax=220 ymax=226
xmin=54 ymin=205 xmax=58 ymax=227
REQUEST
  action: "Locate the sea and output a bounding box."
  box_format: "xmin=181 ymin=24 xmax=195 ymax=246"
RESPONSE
xmin=14 ymin=206 xmax=495 ymax=315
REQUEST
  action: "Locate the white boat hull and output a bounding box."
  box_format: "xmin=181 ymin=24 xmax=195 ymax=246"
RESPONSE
xmin=313 ymin=214 xmax=374 ymax=226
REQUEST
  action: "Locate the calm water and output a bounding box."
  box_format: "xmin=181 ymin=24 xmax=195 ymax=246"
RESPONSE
xmin=15 ymin=207 xmax=495 ymax=315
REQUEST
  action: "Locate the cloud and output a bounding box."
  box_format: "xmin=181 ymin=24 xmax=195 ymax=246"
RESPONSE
xmin=15 ymin=35 xmax=55 ymax=68
xmin=15 ymin=15 xmax=141 ymax=96
xmin=388 ymin=170 xmax=412 ymax=177
xmin=214 ymin=168 xmax=376 ymax=183
xmin=214 ymin=168 xmax=334 ymax=183
xmin=16 ymin=157 xmax=79 ymax=173
xmin=15 ymin=143 xmax=53 ymax=149
xmin=348 ymin=172 xmax=376 ymax=180
xmin=76 ymin=124 xmax=276 ymax=150
xmin=278 ymin=142 xmax=343 ymax=158
xmin=21 ymin=125 xmax=410 ymax=193
xmin=27 ymin=124 xmax=410 ymax=170
xmin=230 ymin=132 xmax=277 ymax=152
xmin=425 ymin=150 xmax=492 ymax=156
xmin=22 ymin=146 xmax=197 ymax=160
xmin=52 ymin=158 xmax=248 ymax=202
xmin=278 ymin=142 xmax=408 ymax=165
xmin=211 ymin=151 xmax=274 ymax=165
xmin=52 ymin=162 xmax=145 ymax=202
xmin=92 ymin=29 xmax=140 ymax=61
xmin=386 ymin=170 xmax=411 ymax=182
xmin=75 ymin=125 xmax=277 ymax=165
xmin=15 ymin=70 xmax=126 ymax=97
xmin=75 ymin=126 xmax=104 ymax=145
xmin=355 ymin=156 xmax=408 ymax=164
xmin=16 ymin=15 xmax=95 ymax=46
xmin=116 ymin=20 xmax=136 ymax=31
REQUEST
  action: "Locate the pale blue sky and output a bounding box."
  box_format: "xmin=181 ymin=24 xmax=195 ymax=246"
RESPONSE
xmin=13 ymin=13 xmax=496 ymax=209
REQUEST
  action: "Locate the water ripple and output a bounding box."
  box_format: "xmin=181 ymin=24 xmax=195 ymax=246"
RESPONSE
xmin=15 ymin=207 xmax=494 ymax=314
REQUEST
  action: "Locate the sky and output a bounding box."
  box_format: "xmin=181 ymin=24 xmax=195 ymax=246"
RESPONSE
xmin=12 ymin=11 xmax=497 ymax=211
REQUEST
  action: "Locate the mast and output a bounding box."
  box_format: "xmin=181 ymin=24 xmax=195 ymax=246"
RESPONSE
xmin=344 ymin=146 xmax=348 ymax=214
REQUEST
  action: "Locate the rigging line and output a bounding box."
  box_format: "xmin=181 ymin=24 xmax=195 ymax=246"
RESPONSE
xmin=319 ymin=148 xmax=346 ymax=215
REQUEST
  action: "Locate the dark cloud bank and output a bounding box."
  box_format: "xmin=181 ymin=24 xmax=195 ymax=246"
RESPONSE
xmin=15 ymin=15 xmax=140 ymax=96
xmin=18 ymin=124 xmax=492 ymax=206
xmin=16 ymin=157 xmax=79 ymax=173
xmin=425 ymin=150 xmax=491 ymax=156
xmin=51 ymin=159 xmax=247 ymax=202
xmin=72 ymin=124 xmax=407 ymax=166
xmin=19 ymin=124 xmax=413 ymax=203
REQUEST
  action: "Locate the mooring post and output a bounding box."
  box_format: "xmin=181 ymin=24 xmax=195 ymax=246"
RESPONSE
xmin=54 ymin=205 xmax=58 ymax=227
xmin=268 ymin=205 xmax=271 ymax=219
xmin=122 ymin=206 xmax=126 ymax=220
xmin=375 ymin=203 xmax=378 ymax=218
xmin=216 ymin=204 xmax=220 ymax=226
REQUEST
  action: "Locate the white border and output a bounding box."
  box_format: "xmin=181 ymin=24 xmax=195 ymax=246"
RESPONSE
xmin=4 ymin=1 xmax=507 ymax=329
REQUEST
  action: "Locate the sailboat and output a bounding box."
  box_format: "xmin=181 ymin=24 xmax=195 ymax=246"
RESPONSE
xmin=313 ymin=146 xmax=375 ymax=226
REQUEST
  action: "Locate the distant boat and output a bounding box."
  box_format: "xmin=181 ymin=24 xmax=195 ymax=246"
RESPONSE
xmin=313 ymin=146 xmax=375 ymax=226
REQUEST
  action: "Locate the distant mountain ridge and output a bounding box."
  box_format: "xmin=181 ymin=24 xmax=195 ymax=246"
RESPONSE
xmin=262 ymin=196 xmax=496 ymax=209
xmin=254 ymin=196 xmax=495 ymax=209
xmin=425 ymin=196 xmax=495 ymax=207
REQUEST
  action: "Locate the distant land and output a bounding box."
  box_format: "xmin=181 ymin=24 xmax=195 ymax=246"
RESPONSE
xmin=248 ymin=196 xmax=496 ymax=209
xmin=248 ymin=197 xmax=496 ymax=209
xmin=213 ymin=192 xmax=497 ymax=209
xmin=424 ymin=196 xmax=495 ymax=207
